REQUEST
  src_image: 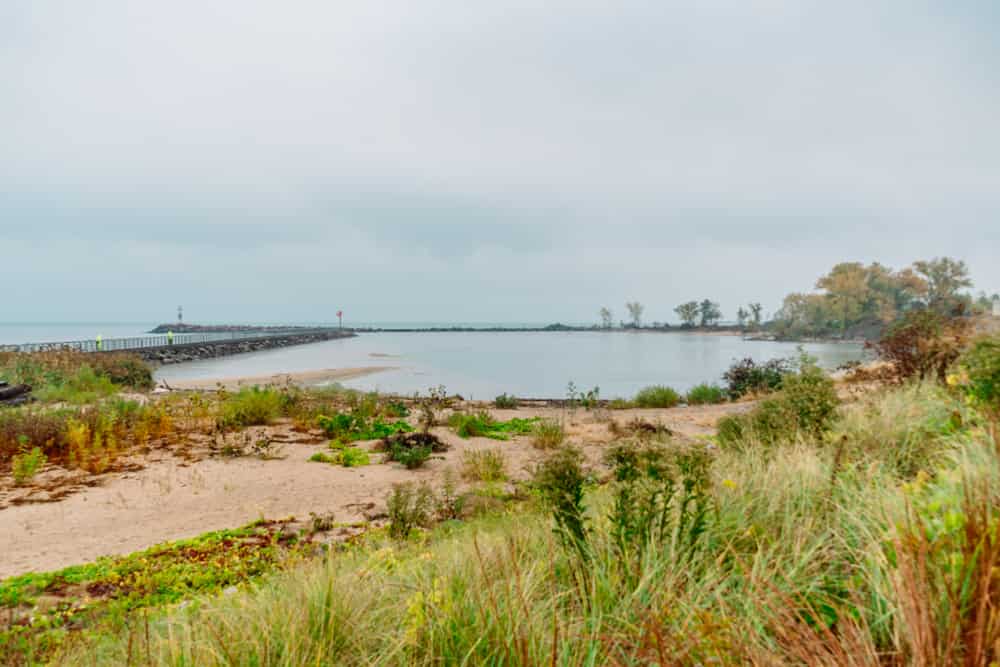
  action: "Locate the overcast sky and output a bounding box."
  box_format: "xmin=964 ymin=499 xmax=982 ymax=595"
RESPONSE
xmin=2 ymin=1 xmax=998 ymax=325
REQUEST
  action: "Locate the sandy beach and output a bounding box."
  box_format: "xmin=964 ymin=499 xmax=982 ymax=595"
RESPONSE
xmin=0 ymin=401 xmax=747 ymax=579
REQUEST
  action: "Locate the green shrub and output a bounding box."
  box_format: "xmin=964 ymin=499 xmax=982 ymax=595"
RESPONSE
xmin=338 ymin=446 xmax=371 ymax=467
xmin=722 ymin=357 xmax=792 ymax=399
xmin=531 ymin=419 xmax=565 ymax=449
xmin=12 ymin=445 xmax=47 ymax=485
xmin=633 ymin=385 xmax=681 ymax=408
xmin=391 ymin=444 xmax=431 ymax=469
xmin=717 ymin=364 xmax=839 ymax=449
xmin=779 ymin=363 xmax=839 ymax=437
xmin=386 ymin=482 xmax=435 ymax=539
xmin=494 ymin=393 xmax=519 ymax=409
xmin=957 ymin=335 xmax=1000 ymax=412
xmin=461 ymin=448 xmax=508 ymax=482
xmin=308 ymin=451 xmax=335 ymax=464
xmin=686 ymin=383 xmax=727 ymax=405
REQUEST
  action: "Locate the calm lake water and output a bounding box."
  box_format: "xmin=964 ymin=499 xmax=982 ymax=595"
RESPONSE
xmin=154 ymin=331 xmax=865 ymax=399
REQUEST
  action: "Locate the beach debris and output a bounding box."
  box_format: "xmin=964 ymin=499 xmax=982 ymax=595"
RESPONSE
xmin=0 ymin=383 xmax=33 ymax=407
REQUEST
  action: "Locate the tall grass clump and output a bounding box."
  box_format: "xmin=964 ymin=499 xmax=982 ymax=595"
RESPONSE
xmin=531 ymin=418 xmax=565 ymax=449
xmin=217 ymin=386 xmax=291 ymax=429
xmin=461 ymin=448 xmax=508 ymax=482
xmin=685 ymin=383 xmax=726 ymax=405
xmin=633 ymin=385 xmax=681 ymax=408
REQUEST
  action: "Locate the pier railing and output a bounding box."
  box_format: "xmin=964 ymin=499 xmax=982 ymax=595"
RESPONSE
xmin=0 ymin=328 xmax=345 ymax=354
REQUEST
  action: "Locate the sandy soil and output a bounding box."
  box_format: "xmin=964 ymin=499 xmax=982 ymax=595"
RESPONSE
xmin=160 ymin=366 xmax=395 ymax=391
xmin=0 ymin=403 xmax=747 ymax=580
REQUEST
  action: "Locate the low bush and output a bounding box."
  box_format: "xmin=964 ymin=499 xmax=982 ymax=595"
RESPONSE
xmin=633 ymin=385 xmax=681 ymax=408
xmin=717 ymin=363 xmax=839 ymax=449
xmin=722 ymin=357 xmax=793 ymax=399
xmin=461 ymin=448 xmax=508 ymax=482
xmin=685 ymin=383 xmax=727 ymax=405
xmin=531 ymin=419 xmax=565 ymax=449
xmin=493 ymin=393 xmax=519 ymax=409
xmin=337 ymin=446 xmax=371 ymax=467
xmin=955 ymin=335 xmax=1000 ymax=414
xmin=308 ymin=451 xmax=335 ymax=464
xmin=868 ymin=309 xmax=971 ymax=383
xmin=381 ymin=432 xmax=448 ymax=469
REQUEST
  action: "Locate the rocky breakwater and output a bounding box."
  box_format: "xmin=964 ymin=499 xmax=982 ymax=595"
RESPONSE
xmin=139 ymin=330 xmax=355 ymax=365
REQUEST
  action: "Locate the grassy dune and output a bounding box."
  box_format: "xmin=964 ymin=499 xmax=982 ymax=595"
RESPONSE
xmin=59 ymin=379 xmax=1000 ymax=665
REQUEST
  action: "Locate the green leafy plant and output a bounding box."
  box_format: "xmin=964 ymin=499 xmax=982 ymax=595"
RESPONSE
xmin=448 ymin=411 xmax=538 ymax=440
xmin=308 ymin=451 xmax=335 ymax=464
xmin=605 ymin=442 xmax=711 ymax=580
xmin=317 ymin=412 xmax=413 ymax=443
xmin=633 ymin=385 xmax=681 ymax=408
xmin=338 ymin=446 xmax=371 ymax=467
xmin=533 ymin=446 xmax=589 ymax=560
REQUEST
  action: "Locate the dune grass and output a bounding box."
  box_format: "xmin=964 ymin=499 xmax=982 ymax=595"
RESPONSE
xmin=42 ymin=371 xmax=1000 ymax=665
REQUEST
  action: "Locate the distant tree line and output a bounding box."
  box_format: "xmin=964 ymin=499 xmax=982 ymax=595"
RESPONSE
xmin=595 ymin=258 xmax=994 ymax=337
xmin=773 ymin=256 xmax=995 ymax=339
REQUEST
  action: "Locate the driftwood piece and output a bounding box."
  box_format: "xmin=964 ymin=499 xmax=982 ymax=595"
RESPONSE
xmin=0 ymin=384 xmax=31 ymax=401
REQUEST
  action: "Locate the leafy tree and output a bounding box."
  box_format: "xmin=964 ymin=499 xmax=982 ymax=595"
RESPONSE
xmin=748 ymin=303 xmax=763 ymax=328
xmin=674 ymin=301 xmax=699 ymax=327
xmin=864 ymin=263 xmax=926 ymax=322
xmin=913 ymin=257 xmax=972 ymax=315
xmin=816 ymin=262 xmax=869 ymax=335
xmin=698 ymin=300 xmax=722 ymax=327
xmin=625 ymin=302 xmax=644 ymax=328
xmin=776 ymin=293 xmax=828 ymax=334
xmin=736 ymin=306 xmax=749 ymax=328
xmin=599 ymin=307 xmax=613 ymax=329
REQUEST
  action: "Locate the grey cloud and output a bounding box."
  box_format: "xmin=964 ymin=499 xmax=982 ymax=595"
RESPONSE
xmin=1 ymin=0 xmax=998 ymax=322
